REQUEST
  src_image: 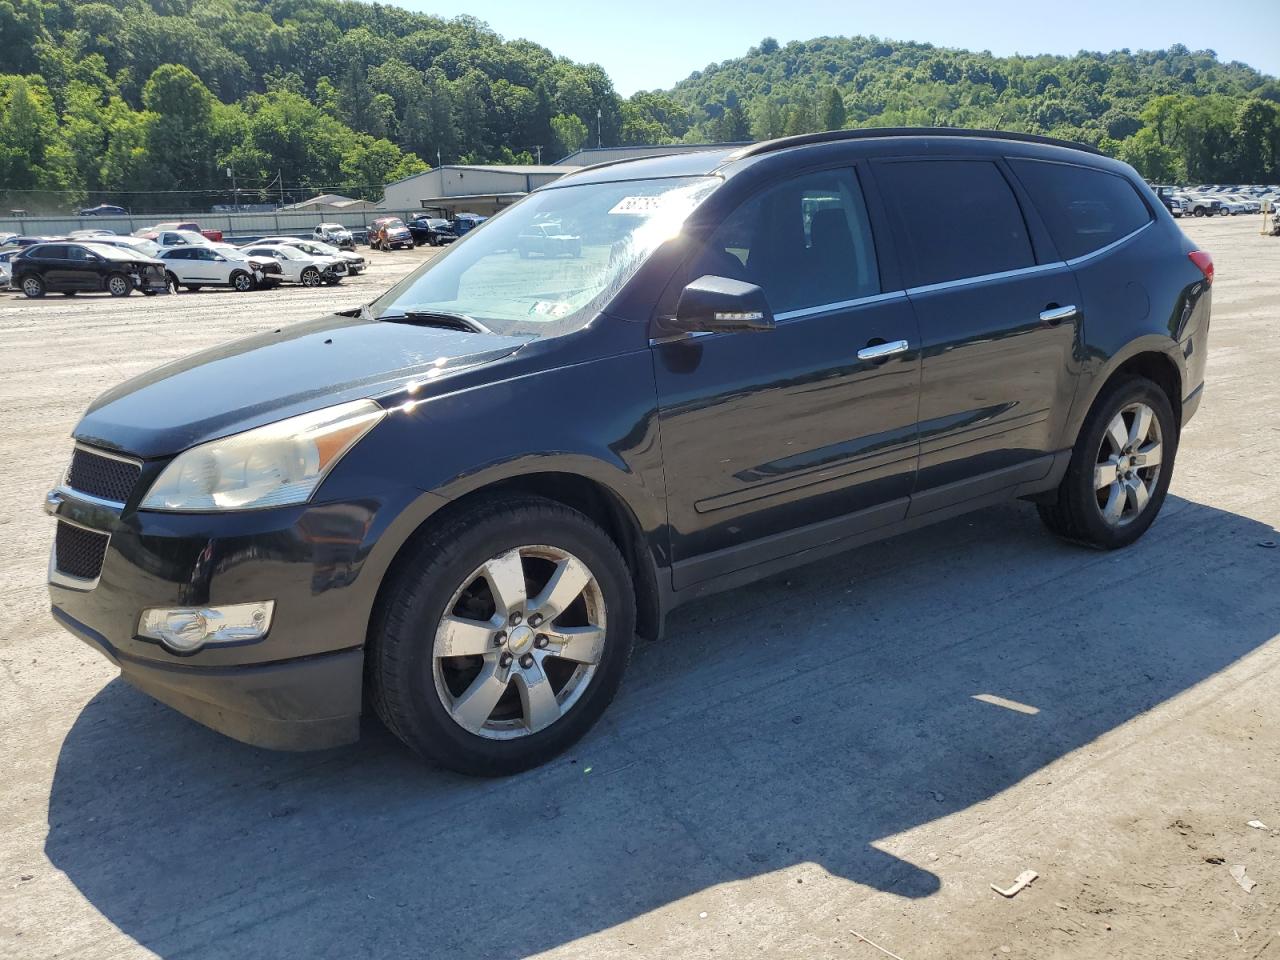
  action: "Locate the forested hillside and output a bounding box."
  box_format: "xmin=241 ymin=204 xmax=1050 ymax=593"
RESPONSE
xmin=651 ymin=37 xmax=1280 ymax=183
xmin=0 ymin=0 xmax=622 ymax=210
xmin=1 ymin=0 xmax=1278 ymax=214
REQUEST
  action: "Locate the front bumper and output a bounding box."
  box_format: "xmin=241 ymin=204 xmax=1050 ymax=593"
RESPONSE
xmin=55 ymin=607 xmax=362 ymax=750
xmin=45 ymin=475 xmax=430 ymax=751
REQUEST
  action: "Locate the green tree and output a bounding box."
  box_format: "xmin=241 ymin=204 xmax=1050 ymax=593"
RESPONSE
xmin=822 ymin=86 xmax=847 ymax=130
xmin=141 ymin=64 xmax=218 ymax=190
xmin=551 ymin=112 xmax=588 ymax=157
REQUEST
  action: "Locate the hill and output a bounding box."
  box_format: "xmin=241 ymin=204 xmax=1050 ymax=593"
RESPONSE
xmin=643 ymin=36 xmax=1280 ymax=183
xmin=0 ymin=0 xmax=621 ymax=210
xmin=1 ymin=4 xmax=1278 ymax=213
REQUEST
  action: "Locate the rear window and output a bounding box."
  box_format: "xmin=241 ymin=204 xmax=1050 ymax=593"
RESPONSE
xmin=876 ymin=159 xmax=1034 ymax=286
xmin=1008 ymin=159 xmax=1152 ymax=261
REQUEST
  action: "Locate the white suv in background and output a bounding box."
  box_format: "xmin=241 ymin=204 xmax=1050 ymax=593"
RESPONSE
xmin=239 ymin=244 xmax=347 ymax=286
xmin=158 ymin=246 xmax=265 ymax=292
xmin=251 ymin=237 xmax=365 ymax=275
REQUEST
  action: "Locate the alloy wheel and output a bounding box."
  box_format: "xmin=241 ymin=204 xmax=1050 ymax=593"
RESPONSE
xmin=108 ymin=275 xmax=129 ymax=296
xmin=22 ymin=277 xmax=43 ymax=297
xmin=432 ymin=545 xmax=607 ymax=740
xmin=1094 ymin=401 xmax=1163 ymax=526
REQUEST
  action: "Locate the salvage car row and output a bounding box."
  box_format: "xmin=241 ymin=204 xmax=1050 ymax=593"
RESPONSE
xmin=1 ymin=229 xmax=367 ymax=298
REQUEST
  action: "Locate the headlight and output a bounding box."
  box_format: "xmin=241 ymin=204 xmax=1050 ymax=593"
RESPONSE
xmin=140 ymin=399 xmax=384 ymax=511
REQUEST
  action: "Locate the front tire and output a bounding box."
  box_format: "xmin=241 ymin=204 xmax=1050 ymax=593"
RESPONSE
xmin=106 ymin=273 xmax=131 ymax=297
xmin=231 ymin=270 xmax=253 ymax=292
xmin=1037 ymin=376 xmax=1177 ymax=549
xmin=369 ymin=496 xmax=635 ymax=776
xmin=300 ymin=266 xmax=321 ymax=287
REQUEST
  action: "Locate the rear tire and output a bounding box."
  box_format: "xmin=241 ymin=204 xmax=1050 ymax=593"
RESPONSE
xmin=1037 ymin=376 xmax=1177 ymax=550
xmin=21 ymin=275 xmax=46 ymax=298
xmin=369 ymin=496 xmax=635 ymax=776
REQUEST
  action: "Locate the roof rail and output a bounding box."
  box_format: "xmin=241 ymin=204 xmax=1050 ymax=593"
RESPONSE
xmin=724 ymin=127 xmax=1103 ymax=161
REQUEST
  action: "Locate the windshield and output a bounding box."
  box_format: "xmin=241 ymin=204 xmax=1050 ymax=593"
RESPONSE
xmin=372 ymin=176 xmax=718 ymax=339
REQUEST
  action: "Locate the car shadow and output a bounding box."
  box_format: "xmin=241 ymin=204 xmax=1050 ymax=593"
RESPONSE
xmin=44 ymin=495 xmax=1280 ymax=958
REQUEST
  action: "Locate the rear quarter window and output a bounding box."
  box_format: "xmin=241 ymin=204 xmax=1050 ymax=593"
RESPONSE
xmin=1008 ymin=159 xmax=1153 ymax=261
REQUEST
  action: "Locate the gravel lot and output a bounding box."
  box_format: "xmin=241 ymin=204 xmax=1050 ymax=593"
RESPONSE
xmin=1 ymin=219 xmax=1278 ymax=960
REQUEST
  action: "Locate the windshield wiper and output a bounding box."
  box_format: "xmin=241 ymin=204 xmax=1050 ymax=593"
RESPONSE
xmin=376 ymin=309 xmax=492 ymax=334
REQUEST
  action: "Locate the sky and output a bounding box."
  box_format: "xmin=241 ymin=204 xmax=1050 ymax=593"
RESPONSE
xmin=385 ymin=0 xmax=1279 ymax=96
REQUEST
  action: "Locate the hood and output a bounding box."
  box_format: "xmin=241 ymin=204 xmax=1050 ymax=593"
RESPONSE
xmin=74 ymin=314 xmax=528 ymax=459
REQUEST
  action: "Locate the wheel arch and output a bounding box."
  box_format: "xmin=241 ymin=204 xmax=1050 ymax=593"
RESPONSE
xmin=370 ymin=471 xmax=665 ymax=645
xmin=1069 ymin=341 xmax=1185 ymax=443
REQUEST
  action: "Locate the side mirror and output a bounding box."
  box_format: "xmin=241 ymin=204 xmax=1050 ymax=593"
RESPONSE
xmin=666 ymin=274 xmax=775 ymax=335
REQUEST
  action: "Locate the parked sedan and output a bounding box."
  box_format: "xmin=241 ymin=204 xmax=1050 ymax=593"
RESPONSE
xmin=82 ymin=235 xmax=166 ymax=259
xmin=240 ymin=244 xmax=347 ymax=286
xmin=12 ymin=241 xmax=168 ymax=297
xmin=250 ymin=237 xmax=365 ymax=275
xmin=158 ymin=246 xmax=267 ymax=292
xmin=207 ymin=243 xmax=285 ymax=287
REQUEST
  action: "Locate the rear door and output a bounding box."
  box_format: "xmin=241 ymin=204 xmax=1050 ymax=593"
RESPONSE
xmin=873 ymin=157 xmax=1082 ymax=512
xmin=35 ymin=245 xmax=72 ymax=289
xmin=163 ymin=249 xmax=194 ymax=282
xmin=653 ymin=164 xmax=921 ymax=587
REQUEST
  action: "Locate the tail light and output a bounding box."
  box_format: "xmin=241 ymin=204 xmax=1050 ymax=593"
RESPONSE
xmin=1188 ymin=250 xmax=1214 ymax=285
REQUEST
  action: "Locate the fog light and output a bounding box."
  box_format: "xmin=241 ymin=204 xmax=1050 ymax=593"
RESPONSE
xmin=139 ymin=601 xmax=274 ymax=653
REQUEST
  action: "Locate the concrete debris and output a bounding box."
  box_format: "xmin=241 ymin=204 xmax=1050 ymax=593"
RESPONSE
xmin=1229 ymin=865 xmax=1257 ymax=893
xmin=991 ymin=869 xmax=1038 ymax=898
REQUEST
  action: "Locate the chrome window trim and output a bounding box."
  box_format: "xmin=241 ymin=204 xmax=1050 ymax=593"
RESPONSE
xmin=48 ymin=514 xmax=110 ymax=592
xmin=1065 ymin=219 xmax=1155 ymax=267
xmin=649 ymin=290 xmax=908 ymax=344
xmin=775 ymin=290 xmax=906 ymax=323
xmin=905 ymin=261 xmax=1067 ymax=297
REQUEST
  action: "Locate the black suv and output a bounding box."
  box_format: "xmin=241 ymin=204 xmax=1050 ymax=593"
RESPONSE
xmin=14 ymin=241 xmax=169 ymax=298
xmin=46 ymin=129 xmax=1212 ymax=775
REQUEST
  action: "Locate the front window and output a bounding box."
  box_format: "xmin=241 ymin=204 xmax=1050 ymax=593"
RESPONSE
xmin=372 ymin=176 xmax=718 ymax=339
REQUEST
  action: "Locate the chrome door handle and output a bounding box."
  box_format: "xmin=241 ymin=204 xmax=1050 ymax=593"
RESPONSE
xmin=857 ymin=339 xmax=910 ymax=362
xmin=1039 ymin=304 xmax=1078 ymax=325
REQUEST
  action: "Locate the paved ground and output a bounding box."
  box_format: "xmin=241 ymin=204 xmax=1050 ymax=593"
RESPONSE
xmin=1 ymin=219 xmax=1278 ymax=960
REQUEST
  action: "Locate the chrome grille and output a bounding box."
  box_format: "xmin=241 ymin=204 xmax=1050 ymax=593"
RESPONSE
xmin=66 ymin=446 xmax=140 ymax=504
xmin=55 ymin=522 xmax=109 ymax=581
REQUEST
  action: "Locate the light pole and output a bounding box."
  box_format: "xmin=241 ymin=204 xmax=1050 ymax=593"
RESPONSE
xmin=534 ymin=145 xmax=542 ymax=164
xmin=597 ymin=108 xmax=602 ymax=148
xmin=226 ymin=166 xmax=238 ymax=211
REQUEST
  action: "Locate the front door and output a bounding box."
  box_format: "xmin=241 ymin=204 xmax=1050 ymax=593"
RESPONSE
xmin=653 ymin=166 xmax=921 ymax=589
xmin=64 ymin=245 xmax=102 ymax=290
xmin=873 ymin=157 xmax=1082 ymax=510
